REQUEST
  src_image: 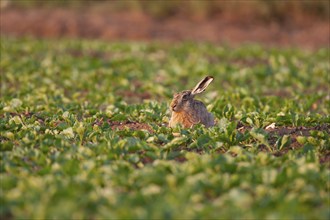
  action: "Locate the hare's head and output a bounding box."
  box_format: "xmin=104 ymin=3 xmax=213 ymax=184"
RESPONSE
xmin=170 ymin=76 xmax=214 ymax=112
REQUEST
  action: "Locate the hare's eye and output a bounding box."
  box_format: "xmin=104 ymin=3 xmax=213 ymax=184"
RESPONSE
xmin=182 ymin=94 xmax=188 ymax=99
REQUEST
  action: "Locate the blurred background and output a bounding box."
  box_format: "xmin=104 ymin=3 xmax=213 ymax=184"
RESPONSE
xmin=1 ymin=0 xmax=329 ymax=49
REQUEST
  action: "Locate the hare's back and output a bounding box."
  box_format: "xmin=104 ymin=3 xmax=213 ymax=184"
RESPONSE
xmin=191 ymin=100 xmax=209 ymax=118
xmin=192 ymin=100 xmax=214 ymax=127
xmin=192 ymin=100 xmax=207 ymax=112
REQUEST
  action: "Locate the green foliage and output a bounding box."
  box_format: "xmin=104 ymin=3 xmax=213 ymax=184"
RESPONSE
xmin=1 ymin=37 xmax=329 ymax=219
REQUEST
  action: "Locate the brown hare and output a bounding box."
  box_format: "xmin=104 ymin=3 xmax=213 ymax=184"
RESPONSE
xmin=169 ymin=76 xmax=215 ymax=128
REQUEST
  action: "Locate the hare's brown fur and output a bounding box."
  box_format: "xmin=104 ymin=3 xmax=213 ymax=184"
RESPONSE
xmin=169 ymin=76 xmax=215 ymax=128
xmin=169 ymin=100 xmax=214 ymax=128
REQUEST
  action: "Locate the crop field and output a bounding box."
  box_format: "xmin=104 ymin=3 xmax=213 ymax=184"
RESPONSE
xmin=1 ymin=37 xmax=329 ymax=219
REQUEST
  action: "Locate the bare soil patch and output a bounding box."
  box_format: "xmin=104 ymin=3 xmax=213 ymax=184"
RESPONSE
xmin=1 ymin=7 xmax=329 ymax=49
xmin=238 ymin=123 xmax=330 ymax=164
xmin=266 ymin=124 xmax=329 ymax=137
xmin=108 ymin=120 xmax=153 ymax=133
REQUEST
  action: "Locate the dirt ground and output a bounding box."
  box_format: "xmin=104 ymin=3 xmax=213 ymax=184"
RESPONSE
xmin=1 ymin=6 xmax=329 ymax=49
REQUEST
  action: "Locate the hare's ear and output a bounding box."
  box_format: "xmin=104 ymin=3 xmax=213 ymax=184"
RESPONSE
xmin=191 ymin=76 xmax=214 ymax=95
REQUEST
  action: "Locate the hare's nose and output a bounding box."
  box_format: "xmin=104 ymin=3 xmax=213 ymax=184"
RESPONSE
xmin=171 ymin=104 xmax=177 ymax=110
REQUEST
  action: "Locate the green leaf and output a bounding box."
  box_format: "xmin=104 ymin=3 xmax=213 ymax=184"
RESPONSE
xmin=276 ymin=135 xmax=291 ymax=150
